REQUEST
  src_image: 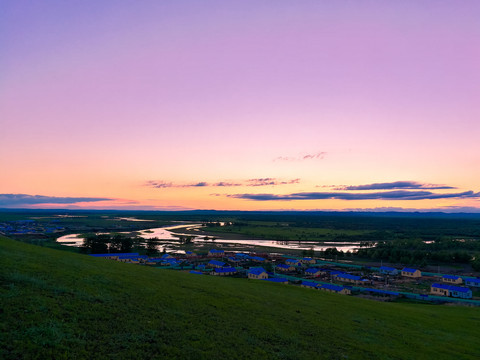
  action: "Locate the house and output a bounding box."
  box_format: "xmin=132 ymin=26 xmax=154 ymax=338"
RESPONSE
xmin=208 ymin=260 xmax=225 ymax=268
xmin=301 ymin=281 xmax=319 ymax=289
xmin=117 ymin=255 xmax=142 ymax=264
xmin=465 ymin=278 xmax=480 ymax=287
xmin=401 ymin=268 xmax=421 ymax=278
xmin=189 ymin=270 xmax=203 ymax=275
xmin=285 ymin=259 xmax=302 ymax=267
xmin=249 ymin=256 xmax=266 ymax=263
xmin=363 ymin=288 xmax=400 ymax=297
xmin=378 ymin=266 xmax=398 ymax=276
xmin=262 ymin=278 xmax=288 ymax=284
xmin=431 ymin=283 xmax=472 ymax=299
xmin=212 ymin=267 xmax=237 ymax=276
xmin=185 ymin=251 xmax=196 ymax=256
xmin=319 ymin=284 xmax=351 ymax=295
xmin=248 ymin=267 xmax=268 ymax=279
xmin=276 ymin=264 xmax=295 ymax=272
xmin=317 ymin=268 xmax=332 ymax=275
xmin=301 ymin=257 xmax=316 ymax=264
xmin=160 ymin=259 xmax=179 ymax=266
xmin=304 ymin=267 xmax=322 ymax=277
xmin=160 ymin=253 xmax=175 ymax=260
xmin=333 ymin=272 xmax=367 ymax=285
xmin=208 ymin=249 xmax=225 ymax=257
xmin=442 ymin=275 xmax=463 ymax=285
xmin=90 ymin=253 xmax=139 ymax=261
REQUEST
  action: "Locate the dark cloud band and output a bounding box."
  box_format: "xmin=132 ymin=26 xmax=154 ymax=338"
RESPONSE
xmin=0 ymin=194 xmax=113 ymax=206
xmin=335 ymin=181 xmax=455 ymax=191
xmin=146 ymin=178 xmax=300 ymax=188
xmin=228 ymin=190 xmax=480 ymax=201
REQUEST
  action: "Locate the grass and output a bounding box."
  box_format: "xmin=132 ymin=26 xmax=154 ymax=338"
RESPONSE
xmin=1 ymin=235 xmax=480 ymax=359
xmin=204 ymin=223 xmax=370 ymax=242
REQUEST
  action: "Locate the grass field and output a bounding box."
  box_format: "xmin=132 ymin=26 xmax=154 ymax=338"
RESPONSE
xmin=203 ymin=223 xmax=371 ymax=242
xmin=1 ymin=235 xmax=480 ymax=359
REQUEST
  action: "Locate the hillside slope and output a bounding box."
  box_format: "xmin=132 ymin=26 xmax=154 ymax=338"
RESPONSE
xmin=1 ymin=236 xmax=479 ymax=359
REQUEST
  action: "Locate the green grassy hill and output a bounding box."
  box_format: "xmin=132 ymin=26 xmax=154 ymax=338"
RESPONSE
xmin=1 ymin=236 xmax=479 ymax=360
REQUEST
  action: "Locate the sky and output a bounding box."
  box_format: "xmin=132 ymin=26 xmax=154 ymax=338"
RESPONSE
xmin=1 ymin=1 xmax=480 ymax=211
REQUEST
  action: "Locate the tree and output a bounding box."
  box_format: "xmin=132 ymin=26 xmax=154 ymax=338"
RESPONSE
xmin=472 ymin=258 xmax=480 ymax=272
xmin=146 ymin=237 xmax=159 ymax=256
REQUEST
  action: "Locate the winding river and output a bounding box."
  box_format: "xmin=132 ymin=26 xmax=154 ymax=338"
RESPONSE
xmin=56 ymin=223 xmax=361 ymax=252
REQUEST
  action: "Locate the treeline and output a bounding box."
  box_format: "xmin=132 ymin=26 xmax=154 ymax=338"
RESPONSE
xmin=356 ymin=239 xmax=480 ymax=266
xmin=80 ymin=234 xmax=163 ymax=255
xmin=80 ymin=234 xmax=138 ymax=254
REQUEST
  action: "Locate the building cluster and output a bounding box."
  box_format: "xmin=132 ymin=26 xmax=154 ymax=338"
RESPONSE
xmin=89 ymin=249 xmax=480 ymax=302
xmin=0 ymin=220 xmax=64 ymax=235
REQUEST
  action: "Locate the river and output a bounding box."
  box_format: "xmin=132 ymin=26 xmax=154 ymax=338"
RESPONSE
xmin=56 ymin=223 xmax=361 ymax=252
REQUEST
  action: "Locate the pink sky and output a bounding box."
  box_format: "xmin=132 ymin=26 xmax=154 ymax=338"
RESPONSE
xmin=1 ymin=1 xmax=479 ymax=211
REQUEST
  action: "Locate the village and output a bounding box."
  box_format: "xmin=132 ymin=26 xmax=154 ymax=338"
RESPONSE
xmin=90 ymin=248 xmax=480 ymax=306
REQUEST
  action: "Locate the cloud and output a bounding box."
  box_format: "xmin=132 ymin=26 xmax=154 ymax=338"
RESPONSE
xmin=274 ymin=152 xmax=327 ymax=162
xmin=212 ymin=182 xmax=242 ymax=187
xmin=227 ymin=190 xmax=480 ymax=201
xmin=247 ymin=178 xmax=300 ymax=186
xmin=0 ymin=194 xmax=114 ymax=206
xmin=146 ymin=178 xmax=300 ymax=188
xmin=146 ymin=181 xmax=174 ymax=188
xmin=146 ymin=181 xmax=207 ymax=188
xmin=191 ymin=182 xmax=208 ymax=187
xmin=334 ymin=181 xmax=456 ymax=191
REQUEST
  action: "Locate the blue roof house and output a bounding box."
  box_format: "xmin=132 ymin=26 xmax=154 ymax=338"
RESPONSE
xmin=285 ymin=259 xmax=302 ymax=267
xmin=304 ymin=268 xmax=321 ymax=277
xmin=442 ymin=275 xmax=463 ymax=285
xmin=401 ymin=268 xmax=421 ymax=278
xmin=261 ymin=278 xmax=288 ymax=284
xmin=208 ymin=260 xmax=226 ymax=268
xmin=213 ymin=267 xmax=237 ymax=276
xmin=301 ymin=257 xmax=316 ymax=264
xmin=301 ymin=281 xmax=320 ymax=289
xmin=248 ymin=267 xmax=268 ymax=279
xmin=333 ymin=272 xmax=368 ymax=285
xmin=319 ymin=284 xmax=351 ymax=295
xmin=208 ymin=249 xmax=225 ymax=257
xmin=431 ymin=283 xmax=472 ymax=299
xmin=378 ymin=266 xmax=398 ymax=275
xmin=249 ymin=256 xmax=266 ymax=262
xmin=276 ymin=264 xmax=295 ymax=272
xmin=465 ymin=278 xmax=480 ymax=287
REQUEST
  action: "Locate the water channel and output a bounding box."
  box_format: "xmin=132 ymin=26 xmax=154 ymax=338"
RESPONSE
xmin=56 ymin=223 xmax=362 ymax=253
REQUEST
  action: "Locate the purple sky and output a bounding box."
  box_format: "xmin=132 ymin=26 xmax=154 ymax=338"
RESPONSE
xmin=1 ymin=1 xmax=479 ymax=210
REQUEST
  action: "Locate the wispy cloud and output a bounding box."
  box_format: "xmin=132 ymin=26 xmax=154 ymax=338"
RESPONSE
xmin=146 ymin=181 xmax=209 ymax=188
xmin=212 ymin=181 xmax=242 ymax=187
xmin=274 ymin=152 xmax=327 ymax=162
xmin=146 ymin=181 xmax=174 ymax=188
xmin=246 ymin=178 xmax=300 ymax=186
xmin=333 ymin=181 xmax=456 ymax=191
xmin=227 ymin=190 xmax=480 ymax=201
xmin=146 ymin=178 xmax=300 ymax=188
xmin=0 ymin=194 xmax=114 ymax=206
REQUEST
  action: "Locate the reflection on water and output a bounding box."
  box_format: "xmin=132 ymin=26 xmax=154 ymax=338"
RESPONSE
xmin=113 ymin=217 xmax=155 ymax=222
xmin=56 ymin=223 xmax=361 ymax=252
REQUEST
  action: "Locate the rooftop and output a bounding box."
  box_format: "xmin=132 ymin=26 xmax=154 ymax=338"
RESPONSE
xmin=442 ymin=275 xmax=461 ymax=280
xmin=208 ymin=260 xmax=225 ymax=266
xmin=248 ymin=267 xmax=267 ymax=275
xmin=379 ymin=266 xmax=397 ymax=271
xmin=432 ymin=283 xmax=471 ymax=293
xmin=214 ymin=267 xmax=237 ymax=273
